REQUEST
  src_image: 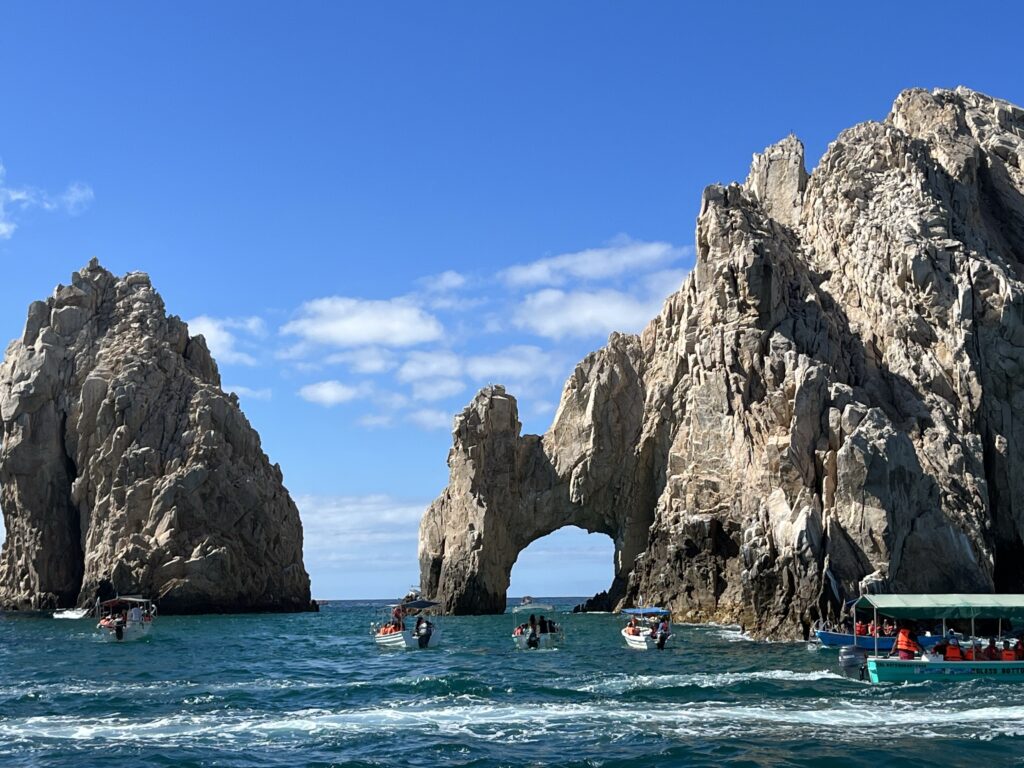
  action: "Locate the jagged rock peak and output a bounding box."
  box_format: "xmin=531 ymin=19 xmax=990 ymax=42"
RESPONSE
xmin=420 ymin=86 xmax=1024 ymax=638
xmin=0 ymin=259 xmax=312 ymax=613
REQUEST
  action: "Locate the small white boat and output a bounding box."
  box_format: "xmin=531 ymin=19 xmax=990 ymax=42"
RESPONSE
xmin=511 ymin=604 xmax=564 ymax=649
xmin=373 ymin=599 xmax=441 ymax=649
xmin=54 ymin=607 xmax=91 ymax=620
xmin=96 ymin=596 xmax=156 ymax=641
xmin=621 ymin=607 xmax=674 ymax=650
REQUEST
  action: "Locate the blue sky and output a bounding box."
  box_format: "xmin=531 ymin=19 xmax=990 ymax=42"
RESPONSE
xmin=2 ymin=2 xmax=1023 ymax=599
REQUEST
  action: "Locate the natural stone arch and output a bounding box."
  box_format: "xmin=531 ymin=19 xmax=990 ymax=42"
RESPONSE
xmin=508 ymin=525 xmax=617 ymax=600
xmin=419 ymin=337 xmax=659 ymax=613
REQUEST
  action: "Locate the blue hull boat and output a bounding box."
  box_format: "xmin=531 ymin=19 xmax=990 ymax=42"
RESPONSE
xmin=815 ymin=629 xmax=942 ymax=650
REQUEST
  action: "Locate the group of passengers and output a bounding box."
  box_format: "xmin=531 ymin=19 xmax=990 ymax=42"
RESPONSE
xmin=624 ymin=615 xmax=670 ymax=639
xmin=513 ymin=613 xmax=559 ymax=637
xmin=853 ymin=619 xmax=896 ymax=637
xmin=893 ymin=626 xmax=1024 ymax=661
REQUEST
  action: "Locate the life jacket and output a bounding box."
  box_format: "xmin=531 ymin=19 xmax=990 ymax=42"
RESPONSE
xmin=855 ymin=622 xmax=867 ymax=635
xmin=895 ymin=629 xmax=918 ymax=653
xmin=944 ymin=643 xmax=963 ymax=661
xmin=963 ymin=646 xmax=975 ymax=661
xmin=1002 ymin=649 xmax=1017 ymax=661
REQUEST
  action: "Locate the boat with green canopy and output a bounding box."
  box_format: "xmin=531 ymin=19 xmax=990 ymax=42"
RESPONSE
xmin=856 ymin=594 xmax=1024 ymax=683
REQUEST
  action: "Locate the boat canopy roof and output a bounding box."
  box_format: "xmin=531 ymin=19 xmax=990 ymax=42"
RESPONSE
xmin=100 ymin=596 xmax=151 ymax=606
xmin=512 ymin=603 xmax=554 ymax=613
xmin=622 ymin=607 xmax=670 ymax=616
xmin=855 ymin=594 xmax=1024 ymax=620
xmin=391 ymin=599 xmax=439 ymax=610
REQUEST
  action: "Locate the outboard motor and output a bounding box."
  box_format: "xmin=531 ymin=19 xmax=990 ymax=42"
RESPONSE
xmin=837 ymin=645 xmax=867 ymax=680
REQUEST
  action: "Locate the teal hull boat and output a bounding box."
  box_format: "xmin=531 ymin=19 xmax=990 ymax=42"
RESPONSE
xmin=867 ymin=657 xmax=1024 ymax=683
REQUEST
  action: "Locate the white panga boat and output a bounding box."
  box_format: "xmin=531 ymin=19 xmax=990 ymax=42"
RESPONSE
xmin=621 ymin=607 xmax=674 ymax=650
xmin=856 ymin=594 xmax=1024 ymax=684
xmin=54 ymin=607 xmax=91 ymax=620
xmin=372 ymin=599 xmax=442 ymax=649
xmin=511 ymin=604 xmax=564 ymax=649
xmin=96 ymin=596 xmax=156 ymax=641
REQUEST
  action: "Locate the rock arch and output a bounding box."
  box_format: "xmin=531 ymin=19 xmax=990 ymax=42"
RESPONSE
xmin=419 ymin=335 xmax=659 ymax=614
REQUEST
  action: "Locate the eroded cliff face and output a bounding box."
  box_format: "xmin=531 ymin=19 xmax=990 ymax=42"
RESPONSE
xmin=420 ymin=86 xmax=1024 ymax=637
xmin=0 ymin=260 xmax=311 ymax=612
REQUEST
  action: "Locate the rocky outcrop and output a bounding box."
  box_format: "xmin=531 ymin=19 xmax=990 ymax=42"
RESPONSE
xmin=420 ymin=86 xmax=1024 ymax=637
xmin=0 ymin=259 xmax=311 ymax=612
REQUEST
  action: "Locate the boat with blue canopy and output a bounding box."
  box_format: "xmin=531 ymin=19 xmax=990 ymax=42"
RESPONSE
xmin=620 ymin=607 xmax=674 ymax=650
xmin=856 ymin=594 xmax=1024 ymax=683
xmin=814 ymin=627 xmax=943 ymax=651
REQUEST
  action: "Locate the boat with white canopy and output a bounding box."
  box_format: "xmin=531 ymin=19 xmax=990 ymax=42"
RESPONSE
xmin=511 ymin=604 xmax=564 ymax=649
xmin=96 ymin=596 xmax=156 ymax=641
xmin=857 ymin=594 xmax=1024 ymax=683
xmin=372 ymin=599 xmax=442 ymax=649
xmin=621 ymin=607 xmax=674 ymax=650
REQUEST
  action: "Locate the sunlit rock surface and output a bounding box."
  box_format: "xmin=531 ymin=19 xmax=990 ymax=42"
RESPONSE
xmin=0 ymin=260 xmax=311 ymax=612
xmin=421 ymin=87 xmax=1024 ymax=637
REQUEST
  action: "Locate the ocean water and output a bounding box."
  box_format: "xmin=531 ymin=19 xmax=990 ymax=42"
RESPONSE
xmin=2 ymin=600 xmax=1022 ymax=767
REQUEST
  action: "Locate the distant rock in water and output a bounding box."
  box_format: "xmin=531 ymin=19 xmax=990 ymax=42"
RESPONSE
xmin=0 ymin=259 xmax=311 ymax=613
xmin=420 ymin=86 xmax=1024 ymax=637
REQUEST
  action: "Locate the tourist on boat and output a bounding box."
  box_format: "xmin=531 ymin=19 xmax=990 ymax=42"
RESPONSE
xmin=882 ymin=620 xmax=895 ymax=637
xmin=855 ymin=619 xmax=867 ymax=636
xmin=391 ymin=604 xmax=404 ymax=630
xmin=538 ymin=615 xmax=548 ymax=634
xmin=1001 ymin=640 xmax=1017 ymax=661
xmin=894 ymin=625 xmax=921 ymax=660
xmin=981 ymin=637 xmax=999 ymax=660
xmin=938 ymin=632 xmax=963 ymax=661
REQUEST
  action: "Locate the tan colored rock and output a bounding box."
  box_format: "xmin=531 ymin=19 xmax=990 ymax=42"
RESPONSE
xmin=421 ymin=87 xmax=1024 ymax=637
xmin=0 ymin=260 xmax=311 ymax=612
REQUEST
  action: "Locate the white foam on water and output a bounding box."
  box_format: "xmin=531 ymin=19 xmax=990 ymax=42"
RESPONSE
xmin=6 ymin=696 xmax=1023 ymax=747
xmin=576 ymin=669 xmax=844 ymax=694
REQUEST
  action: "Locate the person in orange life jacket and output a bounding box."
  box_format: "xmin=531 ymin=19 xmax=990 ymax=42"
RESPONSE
xmin=943 ymin=632 xmax=964 ymax=661
xmin=982 ymin=637 xmax=999 ymax=660
xmin=1002 ymin=640 xmax=1018 ymax=661
xmin=894 ymin=625 xmax=921 ymax=660
xmin=867 ymin=621 xmax=876 ymax=636
xmin=963 ymin=641 xmax=977 ymax=661
xmin=855 ymin=620 xmax=867 ymax=636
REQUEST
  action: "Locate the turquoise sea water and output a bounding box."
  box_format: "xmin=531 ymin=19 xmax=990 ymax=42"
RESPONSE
xmin=2 ymin=599 xmax=1023 ymax=767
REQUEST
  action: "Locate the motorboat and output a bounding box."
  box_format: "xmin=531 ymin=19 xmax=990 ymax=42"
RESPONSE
xmin=511 ymin=604 xmax=564 ymax=649
xmin=856 ymin=594 xmax=1024 ymax=683
xmin=814 ymin=626 xmax=943 ymax=651
xmin=96 ymin=596 xmax=156 ymax=641
xmin=372 ymin=599 xmax=441 ymax=649
xmin=621 ymin=607 xmax=674 ymax=650
xmin=53 ymin=607 xmax=91 ymax=620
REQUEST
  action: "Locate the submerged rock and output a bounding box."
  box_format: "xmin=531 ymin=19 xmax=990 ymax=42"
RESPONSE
xmin=421 ymin=86 xmax=1024 ymax=637
xmin=0 ymin=259 xmax=311 ymax=613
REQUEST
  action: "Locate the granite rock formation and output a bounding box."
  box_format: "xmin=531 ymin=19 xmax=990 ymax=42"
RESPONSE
xmin=0 ymin=260 xmax=311 ymax=612
xmin=420 ymin=86 xmax=1024 ymax=637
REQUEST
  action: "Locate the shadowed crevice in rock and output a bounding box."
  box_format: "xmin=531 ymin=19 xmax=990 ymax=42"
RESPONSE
xmin=421 ymin=86 xmax=1024 ymax=637
xmin=0 ymin=260 xmax=312 ymax=613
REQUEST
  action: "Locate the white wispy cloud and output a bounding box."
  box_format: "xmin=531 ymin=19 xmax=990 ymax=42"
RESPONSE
xmin=419 ymin=270 xmax=466 ymax=293
xmin=282 ymin=297 xmax=444 ymax=348
xmin=226 ymin=384 xmax=272 ymax=400
xmin=0 ymin=162 xmax=94 ymax=239
xmin=464 ymin=345 xmax=561 ymax=384
xmin=513 ymin=288 xmax=662 ymax=339
xmin=408 ymin=408 xmax=453 ymax=430
xmin=397 ymin=349 xmax=462 ymax=383
xmin=297 ymin=493 xmax=429 ymax=597
xmin=500 ymin=237 xmax=688 ymax=287
xmin=411 ymin=378 xmax=465 ymax=402
xmin=298 ymin=380 xmax=371 ymax=406
xmin=187 ymin=315 xmax=266 ymax=366
xmin=325 ymin=347 xmax=397 ymax=374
